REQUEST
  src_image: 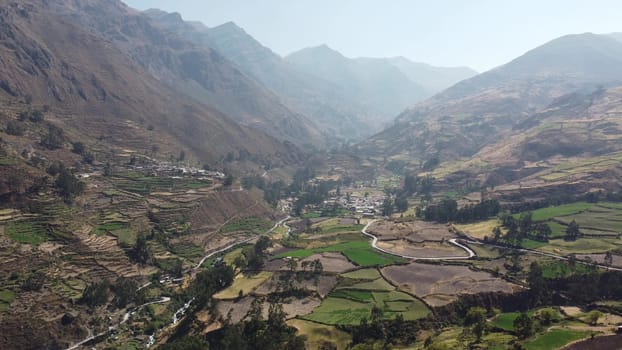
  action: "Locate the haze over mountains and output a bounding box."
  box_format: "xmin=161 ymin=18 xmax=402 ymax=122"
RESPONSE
xmin=1 ymin=0 xmax=622 ymax=192
xmin=360 ymin=32 xmax=622 ymax=195
xmin=144 ymin=9 xmax=477 ymax=140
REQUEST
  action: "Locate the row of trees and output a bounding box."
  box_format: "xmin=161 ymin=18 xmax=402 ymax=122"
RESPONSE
xmin=207 ymin=299 xmax=306 ymax=350
xmin=80 ymin=277 xmax=143 ymax=309
xmin=418 ymin=199 xmax=500 ymax=223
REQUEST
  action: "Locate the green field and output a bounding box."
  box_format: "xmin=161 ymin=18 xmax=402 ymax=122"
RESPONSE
xmin=341 ymin=268 xmax=382 ymax=280
xmin=523 ymin=329 xmax=590 ymax=350
xmin=0 ymin=289 xmax=15 ymax=312
xmin=277 ymin=240 xmax=405 ymax=266
xmin=5 ymin=221 xmax=49 ymax=245
xmin=511 ymin=202 xmax=622 ymax=255
xmin=492 ymin=312 xmax=522 ymax=331
xmin=94 ymin=221 xmax=127 ymax=235
xmin=493 ymin=308 xmax=561 ymax=332
xmin=541 ymin=260 xmax=593 ymax=278
xmin=519 ymin=202 xmax=594 ymax=221
xmin=329 ymin=289 xmax=375 ymax=302
xmin=303 ymin=293 xmax=429 ymax=325
xmin=221 ymin=217 xmax=273 ymax=234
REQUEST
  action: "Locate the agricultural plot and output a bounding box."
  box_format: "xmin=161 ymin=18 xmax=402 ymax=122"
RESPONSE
xmin=218 ymin=296 xmax=321 ymax=323
xmin=254 ymin=273 xmax=338 ymax=298
xmin=276 ymin=239 xmax=406 ymax=266
xmin=381 ymin=263 xmax=520 ymax=306
xmin=0 ymin=289 xmax=15 ymax=312
xmin=213 ymin=271 xmax=273 ymax=300
xmin=304 ymin=268 xmax=430 ymax=325
xmin=523 ymin=329 xmax=590 ymax=350
xmin=5 ymin=220 xmax=49 ymax=245
xmin=367 ymin=220 xmax=455 ymax=241
xmin=220 ymin=217 xmax=273 ymax=234
xmin=376 ymin=240 xmax=466 ymax=258
xmin=287 ymin=319 xmax=352 ymax=350
xmin=455 ymin=219 xmax=504 ymax=240
xmin=535 ymin=237 xmax=622 ymax=255
xmin=298 ymin=252 xmax=356 ymax=273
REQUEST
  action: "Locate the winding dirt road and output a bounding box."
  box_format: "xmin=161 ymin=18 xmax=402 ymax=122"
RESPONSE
xmin=361 ymin=219 xmax=476 ymax=260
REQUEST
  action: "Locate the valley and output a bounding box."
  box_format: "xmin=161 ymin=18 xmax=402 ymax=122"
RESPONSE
xmin=2 ymin=1 xmax=622 ymax=349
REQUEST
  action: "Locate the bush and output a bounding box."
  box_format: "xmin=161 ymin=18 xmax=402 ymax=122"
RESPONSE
xmin=80 ymin=280 xmax=110 ymax=307
xmin=5 ymin=120 xmax=25 ymax=136
xmin=41 ymin=124 xmax=64 ymax=149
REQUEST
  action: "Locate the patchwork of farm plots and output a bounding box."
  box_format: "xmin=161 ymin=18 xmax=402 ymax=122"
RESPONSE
xmin=302 ymin=268 xmax=430 ymax=325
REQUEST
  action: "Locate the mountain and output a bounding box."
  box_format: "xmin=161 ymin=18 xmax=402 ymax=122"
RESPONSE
xmin=143 ymin=12 xmax=371 ymax=141
xmin=608 ymin=32 xmax=622 ymax=43
xmin=0 ymin=0 xmax=303 ymax=167
xmin=356 ymin=33 xmax=622 ymax=197
xmin=286 ymin=45 xmax=430 ymax=128
xmin=47 ymin=0 xmax=322 ymax=147
xmin=144 ymin=12 xmax=477 ymax=140
xmin=385 ymin=57 xmax=477 ymax=93
xmin=361 ymin=33 xmax=622 ymax=163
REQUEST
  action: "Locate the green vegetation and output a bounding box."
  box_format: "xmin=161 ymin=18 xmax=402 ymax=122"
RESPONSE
xmin=288 ymin=319 xmax=351 ymax=350
xmin=5 ymin=221 xmax=48 ymax=245
xmin=0 ymin=289 xmax=15 ymax=312
xmin=492 ymin=312 xmax=522 ymax=331
xmin=341 ymin=268 xmax=382 ymax=280
xmin=94 ymin=221 xmax=127 ymax=235
xmin=523 ymin=329 xmax=590 ymax=350
xmin=221 ymin=217 xmax=273 ymax=234
xmin=519 ymin=202 xmax=594 ymax=221
xmin=541 ymin=260 xmax=592 ymax=278
xmin=330 ymin=289 xmax=375 ymax=302
xmin=277 ymin=240 xmax=405 ymax=266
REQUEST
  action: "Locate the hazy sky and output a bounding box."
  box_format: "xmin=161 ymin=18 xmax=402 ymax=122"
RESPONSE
xmin=125 ymin=0 xmax=621 ymax=72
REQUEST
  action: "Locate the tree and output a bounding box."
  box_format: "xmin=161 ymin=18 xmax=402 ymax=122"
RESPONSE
xmin=224 ymin=174 xmax=234 ymax=187
xmin=112 ymin=277 xmax=138 ymax=308
xmin=527 ymin=262 xmax=549 ymax=306
xmin=518 ymin=212 xmax=533 ymax=238
xmin=566 ymin=220 xmax=581 ymax=241
xmin=159 ymin=336 xmax=210 ymax=350
xmin=394 ymin=196 xmax=409 ymax=213
xmin=586 ymin=310 xmax=602 ymax=325
xmin=465 ymin=307 xmax=487 ymax=342
xmin=539 ymin=309 xmax=555 ymax=326
xmin=534 ymin=223 xmax=552 ymax=242
xmin=81 ymin=280 xmax=110 ymax=307
xmin=5 ymin=120 xmax=25 ymax=136
xmin=41 ymin=123 xmax=64 ymax=149
xmin=513 ymin=313 xmax=534 ymax=339
xmin=382 ymin=198 xmax=394 ymax=217
xmin=21 ymin=272 xmax=46 ymax=291
xmin=55 ymin=166 xmax=85 ymax=202
xmin=128 ymin=235 xmax=152 ymax=264
xmin=71 ymin=142 xmax=85 ymax=155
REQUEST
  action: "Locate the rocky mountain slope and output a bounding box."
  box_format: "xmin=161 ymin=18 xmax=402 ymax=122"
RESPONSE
xmin=144 ymin=10 xmax=477 ymax=140
xmin=46 ymin=0 xmax=323 ymax=147
xmin=360 ymin=33 xmax=622 ymax=164
xmin=0 ymin=0 xmax=306 ymax=168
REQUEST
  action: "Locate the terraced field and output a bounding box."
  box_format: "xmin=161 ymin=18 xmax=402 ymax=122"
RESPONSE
xmin=302 ymin=268 xmax=430 ymax=325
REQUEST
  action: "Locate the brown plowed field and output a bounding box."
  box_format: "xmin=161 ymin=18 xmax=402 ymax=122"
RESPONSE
xmin=381 ymin=263 xmax=520 ymax=306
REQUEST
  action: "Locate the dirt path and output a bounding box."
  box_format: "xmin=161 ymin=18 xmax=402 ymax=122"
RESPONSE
xmin=362 ymin=220 xmax=476 ymax=260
